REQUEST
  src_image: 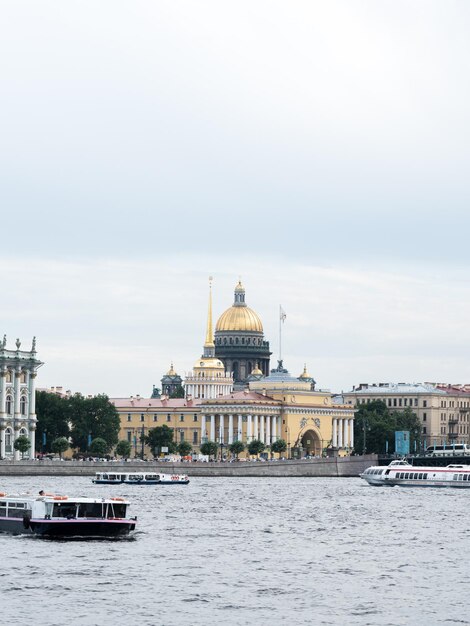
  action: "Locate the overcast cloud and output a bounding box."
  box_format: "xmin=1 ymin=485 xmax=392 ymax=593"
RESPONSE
xmin=1 ymin=1 xmax=469 ymax=395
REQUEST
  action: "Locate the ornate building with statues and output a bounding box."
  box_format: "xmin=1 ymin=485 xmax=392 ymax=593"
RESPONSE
xmin=214 ymin=281 xmax=271 ymax=387
xmin=0 ymin=336 xmax=43 ymax=459
xmin=198 ymin=360 xmax=355 ymax=457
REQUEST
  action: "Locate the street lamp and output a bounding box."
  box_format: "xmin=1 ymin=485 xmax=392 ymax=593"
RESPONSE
xmin=217 ymin=436 xmax=224 ymax=462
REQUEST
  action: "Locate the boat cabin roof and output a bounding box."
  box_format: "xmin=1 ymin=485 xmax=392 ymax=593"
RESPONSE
xmin=0 ymin=495 xmax=129 ymax=505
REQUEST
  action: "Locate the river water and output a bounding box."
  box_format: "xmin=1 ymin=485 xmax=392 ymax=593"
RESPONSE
xmin=0 ymin=475 xmax=468 ymax=626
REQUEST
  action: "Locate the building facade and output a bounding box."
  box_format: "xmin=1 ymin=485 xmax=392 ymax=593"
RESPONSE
xmin=0 ymin=336 xmax=43 ymax=459
xmin=343 ymin=382 xmax=470 ymax=448
xmin=111 ymin=395 xmax=203 ymax=457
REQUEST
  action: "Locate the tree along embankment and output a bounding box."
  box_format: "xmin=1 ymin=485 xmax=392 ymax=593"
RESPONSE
xmin=0 ymin=455 xmax=377 ymax=478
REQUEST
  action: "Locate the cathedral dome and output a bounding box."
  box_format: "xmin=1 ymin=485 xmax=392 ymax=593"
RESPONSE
xmin=215 ymin=281 xmax=263 ymax=333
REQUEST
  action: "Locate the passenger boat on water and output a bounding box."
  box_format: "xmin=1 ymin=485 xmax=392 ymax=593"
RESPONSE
xmin=0 ymin=493 xmax=137 ymax=537
xmin=361 ymin=459 xmax=470 ymax=488
xmin=93 ymin=472 xmax=190 ymax=485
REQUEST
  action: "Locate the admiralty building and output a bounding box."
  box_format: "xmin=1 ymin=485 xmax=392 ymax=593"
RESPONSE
xmin=113 ymin=280 xmax=355 ymax=459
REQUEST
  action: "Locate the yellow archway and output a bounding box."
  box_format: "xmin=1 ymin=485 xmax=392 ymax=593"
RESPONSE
xmin=301 ymin=429 xmax=322 ymax=457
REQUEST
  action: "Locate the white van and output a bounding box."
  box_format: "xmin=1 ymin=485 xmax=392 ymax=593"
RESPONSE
xmin=426 ymin=444 xmax=470 ymax=456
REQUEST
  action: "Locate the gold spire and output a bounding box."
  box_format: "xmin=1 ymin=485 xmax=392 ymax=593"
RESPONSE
xmin=204 ymin=276 xmax=215 ymax=348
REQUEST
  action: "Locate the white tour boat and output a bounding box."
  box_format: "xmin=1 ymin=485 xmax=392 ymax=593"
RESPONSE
xmin=361 ymin=459 xmax=470 ymax=488
xmin=0 ymin=492 xmax=137 ymax=537
xmin=92 ymin=472 xmax=190 ymax=485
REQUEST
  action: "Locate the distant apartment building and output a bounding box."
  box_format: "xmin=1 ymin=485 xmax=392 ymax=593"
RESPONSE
xmin=343 ymin=383 xmax=470 ymax=448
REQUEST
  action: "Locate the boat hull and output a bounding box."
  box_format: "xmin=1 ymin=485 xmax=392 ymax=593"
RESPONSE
xmin=92 ymin=479 xmax=190 ymax=485
xmin=361 ymin=462 xmax=470 ymax=488
xmin=0 ymin=517 xmax=136 ymax=537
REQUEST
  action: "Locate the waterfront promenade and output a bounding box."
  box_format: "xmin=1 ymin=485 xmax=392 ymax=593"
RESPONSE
xmin=0 ymin=455 xmax=376 ymax=477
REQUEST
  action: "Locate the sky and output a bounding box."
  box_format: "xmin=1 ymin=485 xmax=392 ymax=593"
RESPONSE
xmin=1 ymin=1 xmax=470 ymax=396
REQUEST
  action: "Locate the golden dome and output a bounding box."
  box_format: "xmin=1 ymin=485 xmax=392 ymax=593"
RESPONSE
xmin=193 ymin=357 xmax=225 ymax=370
xmin=299 ymin=364 xmax=311 ymax=379
xmin=216 ymin=306 xmax=263 ymax=332
xmin=166 ymin=363 xmax=177 ymax=376
xmin=251 ymin=363 xmax=263 ymax=376
xmin=215 ymin=281 xmax=263 ymax=333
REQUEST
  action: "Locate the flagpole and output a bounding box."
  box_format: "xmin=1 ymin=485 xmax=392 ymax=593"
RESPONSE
xmin=279 ymin=304 xmax=282 ymax=363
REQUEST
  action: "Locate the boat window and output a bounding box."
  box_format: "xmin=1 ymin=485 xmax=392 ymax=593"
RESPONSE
xmin=77 ymin=502 xmax=105 ymax=518
xmin=0 ymin=505 xmax=6 ymax=517
xmin=418 ymin=473 xmax=423 ymax=479
xmin=404 ymin=473 xmax=409 ymax=479
xmin=127 ymin=475 xmax=144 ymax=481
xmin=146 ymin=475 xmax=158 ymax=480
xmin=53 ymin=502 xmax=78 ymax=518
xmin=108 ymin=503 xmax=126 ymax=518
xmin=7 ymin=502 xmax=28 ymax=518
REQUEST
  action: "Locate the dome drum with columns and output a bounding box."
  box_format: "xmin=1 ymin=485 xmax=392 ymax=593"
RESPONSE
xmin=214 ymin=281 xmax=271 ymax=386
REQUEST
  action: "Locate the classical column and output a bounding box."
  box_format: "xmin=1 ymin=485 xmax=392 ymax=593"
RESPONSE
xmin=201 ymin=414 xmax=206 ymax=443
xmin=219 ymin=414 xmax=225 ymax=443
xmin=0 ymin=368 xmax=6 ymax=416
xmin=237 ymin=415 xmax=242 ymax=442
xmin=343 ymin=419 xmax=349 ymax=448
xmin=254 ymin=415 xmax=259 ymax=440
xmin=247 ymin=414 xmax=252 ymax=442
xmin=0 ymin=427 xmax=5 ymax=458
xmin=333 ymin=418 xmax=338 ymax=447
xmin=338 ymin=419 xmax=343 ymax=448
xmin=349 ymin=418 xmax=354 ymax=448
xmin=14 ymin=368 xmax=21 ymax=419
xmin=266 ymin=415 xmax=271 ymax=443
xmin=260 ymin=415 xmax=265 ymax=443
xmin=210 ymin=414 xmax=215 ymax=440
xmin=29 ymin=423 xmax=36 ymax=460
xmin=271 ymin=416 xmax=277 ymax=442
xmin=228 ymin=414 xmax=233 ymax=444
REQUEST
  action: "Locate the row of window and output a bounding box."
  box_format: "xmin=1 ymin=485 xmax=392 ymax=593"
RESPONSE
xmin=359 ymin=398 xmax=421 ymax=407
xmin=2 ymin=372 xmax=28 ymax=383
xmin=395 ymin=472 xmax=429 ymax=480
xmin=3 ymin=396 xmax=28 ymax=415
xmin=126 ymin=430 xmax=199 ymax=444
xmin=440 ymin=400 xmax=470 ymax=409
xmin=453 ymin=474 xmax=470 ymax=481
xmin=215 ymin=337 xmax=263 ymax=346
xmin=127 ymin=413 xmax=199 ymax=423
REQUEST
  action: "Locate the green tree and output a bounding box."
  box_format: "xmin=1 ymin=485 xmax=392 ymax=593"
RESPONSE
xmin=115 ymin=440 xmax=132 ymax=459
xmin=14 ymin=435 xmax=31 ymax=459
xmin=51 ymin=436 xmax=70 ymax=459
xmin=354 ymin=400 xmax=390 ymax=454
xmin=144 ymin=425 xmax=175 ymax=457
xmin=35 ymin=391 xmax=71 ymax=453
xmin=229 ymin=440 xmax=245 ymax=458
xmin=89 ymin=437 xmax=109 ymax=457
xmin=353 ymin=401 xmax=422 ymax=455
xmin=248 ymin=439 xmax=265 ymax=457
xmin=200 ymin=441 xmax=218 ymax=459
xmin=70 ymin=394 xmax=120 ymax=452
xmin=271 ymin=438 xmax=287 ymax=458
xmin=177 ymin=441 xmax=192 ymax=456
xmin=169 ymin=387 xmax=185 ymax=399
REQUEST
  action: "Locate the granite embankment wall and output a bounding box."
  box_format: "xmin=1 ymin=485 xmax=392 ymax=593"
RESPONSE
xmin=0 ymin=455 xmax=377 ymax=478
